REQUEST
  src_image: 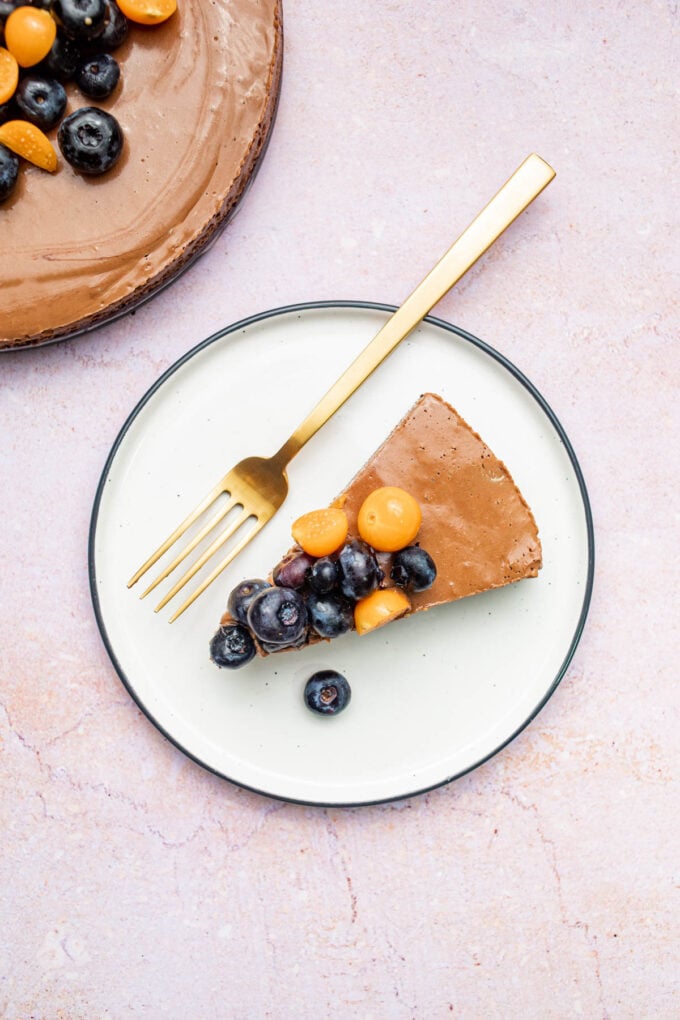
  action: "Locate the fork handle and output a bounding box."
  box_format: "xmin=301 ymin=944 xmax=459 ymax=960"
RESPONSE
xmin=274 ymin=152 xmax=555 ymax=464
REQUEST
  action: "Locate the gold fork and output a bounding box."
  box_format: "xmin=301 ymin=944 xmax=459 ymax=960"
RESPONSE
xmin=129 ymin=152 xmax=555 ymax=621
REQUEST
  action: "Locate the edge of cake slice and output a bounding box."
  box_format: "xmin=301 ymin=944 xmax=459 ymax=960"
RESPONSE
xmin=212 ymin=392 xmax=542 ymax=667
xmin=329 ymin=391 xmax=542 ymax=615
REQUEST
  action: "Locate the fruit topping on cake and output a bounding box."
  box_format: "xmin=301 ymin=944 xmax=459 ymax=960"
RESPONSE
xmin=0 ymin=116 xmax=56 ymax=169
xmin=2 ymin=0 xmax=283 ymax=349
xmin=210 ymin=392 xmax=542 ymax=670
xmin=0 ymin=0 xmax=177 ymax=199
xmin=0 ymin=137 xmax=18 ymax=197
xmin=58 ymin=104 xmax=121 ymax=173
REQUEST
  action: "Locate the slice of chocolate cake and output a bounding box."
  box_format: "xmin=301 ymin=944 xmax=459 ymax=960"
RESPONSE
xmin=210 ymin=393 xmax=542 ymax=668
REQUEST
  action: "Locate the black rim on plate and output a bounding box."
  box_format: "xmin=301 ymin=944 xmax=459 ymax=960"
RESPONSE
xmin=88 ymin=300 xmax=596 ymax=808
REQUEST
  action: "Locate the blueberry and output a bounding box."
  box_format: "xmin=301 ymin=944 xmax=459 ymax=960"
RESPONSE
xmin=304 ymin=670 xmax=351 ymax=716
xmin=14 ymin=76 xmax=67 ymax=131
xmin=272 ymin=550 xmax=314 ymax=590
xmin=0 ymin=0 xmax=37 ymax=16
xmin=2 ymin=0 xmax=52 ymax=8
xmin=0 ymin=100 xmax=15 ymax=126
xmin=247 ymin=586 xmax=308 ymax=646
xmin=41 ymin=35 xmax=84 ymax=81
xmin=227 ymin=578 xmax=271 ymax=627
xmin=58 ymin=106 xmax=123 ymax=174
xmin=0 ymin=142 xmax=19 ymax=203
xmin=305 ymin=591 xmax=354 ymax=639
xmin=391 ymin=545 xmax=437 ymax=592
xmin=337 ymin=539 xmax=381 ymax=601
xmin=210 ymin=623 xmax=256 ymax=669
xmin=53 ymin=0 xmax=107 ymax=40
xmin=259 ymin=632 xmax=309 ymax=654
xmin=308 ymin=556 xmax=339 ymax=594
xmin=76 ymin=52 xmax=120 ymax=98
xmin=88 ymin=0 xmax=128 ymax=51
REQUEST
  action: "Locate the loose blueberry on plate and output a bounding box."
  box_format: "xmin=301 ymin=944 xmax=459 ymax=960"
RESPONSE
xmin=75 ymin=52 xmax=119 ymax=97
xmin=304 ymin=670 xmax=351 ymax=716
xmin=227 ymin=577 xmax=271 ymax=626
xmin=247 ymin=586 xmax=308 ymax=647
xmin=14 ymin=75 xmax=67 ymax=130
xmin=58 ymin=105 xmax=123 ymax=174
xmin=210 ymin=623 xmax=256 ymax=669
xmin=308 ymin=556 xmax=339 ymax=594
xmin=337 ymin=539 xmax=381 ymax=601
xmin=0 ymin=141 xmax=19 ymax=201
xmin=52 ymin=0 xmax=108 ymax=40
xmin=391 ymin=545 xmax=437 ymax=592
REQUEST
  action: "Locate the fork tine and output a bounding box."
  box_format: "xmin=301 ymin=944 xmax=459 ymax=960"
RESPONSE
xmin=127 ymin=478 xmax=227 ymax=588
xmin=154 ymin=505 xmax=254 ymax=613
xmin=167 ymin=516 xmax=269 ymax=623
xmin=139 ymin=493 xmax=240 ymax=599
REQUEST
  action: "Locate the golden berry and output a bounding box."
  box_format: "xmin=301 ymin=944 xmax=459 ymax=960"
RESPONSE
xmin=291 ymin=507 xmax=349 ymax=558
xmin=0 ymin=47 xmax=19 ymax=105
xmin=116 ymin=0 xmax=177 ymax=25
xmin=357 ymin=486 xmax=422 ymax=552
xmin=4 ymin=7 xmax=57 ymax=69
xmin=0 ymin=120 xmax=57 ymax=171
xmin=354 ymin=588 xmax=411 ymax=635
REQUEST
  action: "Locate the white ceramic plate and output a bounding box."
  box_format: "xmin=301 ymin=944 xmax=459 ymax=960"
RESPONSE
xmin=89 ymin=302 xmax=594 ymax=806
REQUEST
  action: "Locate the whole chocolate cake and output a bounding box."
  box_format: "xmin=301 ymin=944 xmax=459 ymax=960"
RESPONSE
xmin=0 ymin=0 xmax=283 ymax=349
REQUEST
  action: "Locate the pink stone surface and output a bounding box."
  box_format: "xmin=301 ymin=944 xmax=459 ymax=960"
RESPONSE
xmin=1 ymin=1 xmax=678 ymax=1016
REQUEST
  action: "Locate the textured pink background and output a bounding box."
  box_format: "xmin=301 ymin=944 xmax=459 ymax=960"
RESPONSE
xmin=1 ymin=1 xmax=678 ymax=1016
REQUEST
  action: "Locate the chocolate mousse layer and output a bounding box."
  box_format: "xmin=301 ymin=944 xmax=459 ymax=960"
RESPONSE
xmin=331 ymin=392 xmax=542 ymax=614
xmin=1 ymin=0 xmax=283 ymax=350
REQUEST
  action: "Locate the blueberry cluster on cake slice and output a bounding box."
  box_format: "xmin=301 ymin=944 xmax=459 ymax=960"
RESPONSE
xmin=210 ymin=393 xmax=542 ymax=669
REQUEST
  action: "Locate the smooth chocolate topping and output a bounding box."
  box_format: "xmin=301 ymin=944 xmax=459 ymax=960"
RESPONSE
xmin=1 ymin=0 xmax=283 ymax=349
xmin=331 ymin=392 xmax=542 ymax=614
